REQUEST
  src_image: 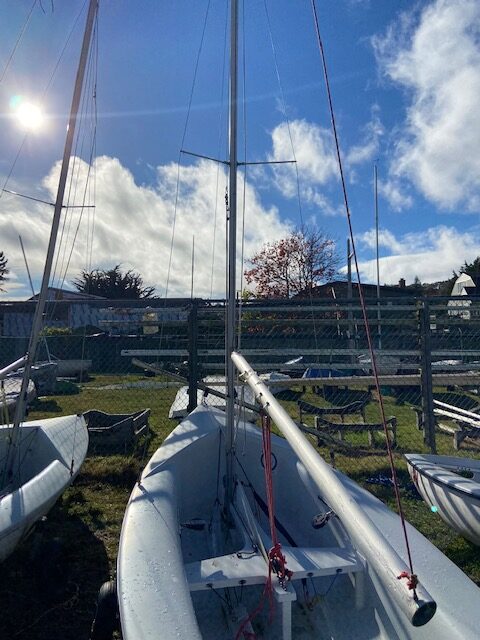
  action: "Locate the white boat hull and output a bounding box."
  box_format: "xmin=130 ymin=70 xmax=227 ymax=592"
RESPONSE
xmin=0 ymin=414 xmax=88 ymax=561
xmin=168 ymin=377 xmax=257 ymax=420
xmin=55 ymin=358 xmax=92 ymax=378
xmin=1 ymin=377 xmax=37 ymax=420
xmin=118 ymin=406 xmax=479 ymax=639
xmin=405 ymin=453 xmax=480 ymax=545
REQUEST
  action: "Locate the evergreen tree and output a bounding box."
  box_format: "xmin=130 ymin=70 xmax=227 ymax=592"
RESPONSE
xmin=72 ymin=265 xmax=156 ymax=299
xmin=0 ymin=251 xmax=9 ymax=292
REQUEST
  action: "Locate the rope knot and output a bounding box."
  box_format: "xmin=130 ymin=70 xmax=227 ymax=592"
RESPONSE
xmin=269 ymin=542 xmax=292 ymax=587
xmin=397 ymin=571 xmax=418 ymax=590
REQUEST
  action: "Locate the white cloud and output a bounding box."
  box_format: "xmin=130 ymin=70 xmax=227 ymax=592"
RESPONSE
xmin=266 ymin=114 xmax=385 ymax=215
xmin=359 ymin=228 xmax=403 ymax=254
xmin=373 ymin=0 xmax=480 ymax=211
xmin=0 ymin=155 xmax=291 ymax=300
xmin=355 ymin=225 xmax=480 ymax=284
xmin=268 ymin=119 xmax=338 ymax=214
xmin=346 ymin=106 xmax=384 ymax=166
xmin=378 ymin=179 xmax=413 ymax=211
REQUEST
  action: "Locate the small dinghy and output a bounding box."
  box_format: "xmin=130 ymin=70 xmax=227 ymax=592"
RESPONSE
xmin=1 ymin=377 xmax=37 ymax=421
xmin=52 ymin=357 xmax=92 ymax=379
xmin=405 ymin=453 xmax=480 ymax=545
xmin=118 ymin=360 xmax=480 ymax=640
xmin=0 ymin=414 xmax=88 ymax=562
xmin=0 ymin=0 xmax=95 ymax=561
xmin=6 ymin=361 xmax=58 ymax=396
xmin=168 ymin=376 xmax=257 ymax=420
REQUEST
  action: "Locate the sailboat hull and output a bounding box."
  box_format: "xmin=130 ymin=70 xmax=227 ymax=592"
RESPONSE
xmin=118 ymin=406 xmax=479 ymax=639
xmin=405 ymin=453 xmax=480 ymax=545
xmin=0 ymin=414 xmax=88 ymax=562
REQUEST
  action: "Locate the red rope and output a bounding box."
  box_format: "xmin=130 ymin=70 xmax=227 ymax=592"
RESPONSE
xmin=397 ymin=571 xmax=419 ymax=591
xmin=310 ymin=0 xmax=417 ymax=591
xmin=235 ymin=416 xmax=292 ymax=639
xmin=262 ymin=415 xmax=292 ymax=587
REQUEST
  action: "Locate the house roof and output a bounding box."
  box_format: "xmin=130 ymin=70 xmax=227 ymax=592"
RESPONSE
xmin=297 ymin=280 xmax=413 ymax=299
xmin=28 ymin=287 xmax=106 ymax=301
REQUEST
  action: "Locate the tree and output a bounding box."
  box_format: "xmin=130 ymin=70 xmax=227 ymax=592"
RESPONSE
xmin=0 ymin=251 xmax=9 ymax=292
xmin=457 ymin=257 xmax=480 ymax=279
xmin=72 ymin=265 xmax=156 ymax=299
xmin=244 ymin=228 xmax=339 ymax=298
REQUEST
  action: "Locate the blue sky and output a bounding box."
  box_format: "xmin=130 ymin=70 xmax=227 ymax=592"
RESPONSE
xmin=1 ymin=0 xmax=480 ymax=300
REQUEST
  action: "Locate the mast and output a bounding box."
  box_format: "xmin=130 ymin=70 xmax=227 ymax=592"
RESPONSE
xmin=225 ymin=0 xmax=239 ymax=509
xmin=3 ymin=0 xmax=98 ymax=485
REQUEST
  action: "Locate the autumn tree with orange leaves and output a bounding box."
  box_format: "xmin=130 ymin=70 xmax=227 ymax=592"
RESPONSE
xmin=244 ymin=228 xmax=339 ymax=298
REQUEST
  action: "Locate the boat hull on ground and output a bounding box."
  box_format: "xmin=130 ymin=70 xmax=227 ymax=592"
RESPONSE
xmin=1 ymin=378 xmax=37 ymax=421
xmin=168 ymin=376 xmax=256 ymax=420
xmin=0 ymin=414 xmax=88 ymax=562
xmin=405 ymin=453 xmax=480 ymax=545
xmin=54 ymin=358 xmax=92 ymax=378
xmin=118 ymin=406 xmax=479 ymax=640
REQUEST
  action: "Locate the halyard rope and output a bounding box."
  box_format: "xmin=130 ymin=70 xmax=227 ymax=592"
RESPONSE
xmin=310 ymin=0 xmax=417 ymax=593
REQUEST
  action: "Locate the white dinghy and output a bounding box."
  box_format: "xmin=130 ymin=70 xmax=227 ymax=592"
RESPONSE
xmin=0 ymin=0 xmax=96 ymax=562
xmin=405 ymin=453 xmax=480 ymax=546
xmin=0 ymin=414 xmax=87 ymax=562
xmin=118 ymin=359 xmax=480 ymax=640
xmin=117 ymin=1 xmax=480 ymax=638
xmin=169 ymin=375 xmax=266 ymax=420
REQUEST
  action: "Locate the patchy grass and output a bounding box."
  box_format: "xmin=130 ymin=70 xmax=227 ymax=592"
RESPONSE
xmin=0 ymin=373 xmax=177 ymax=640
xmin=1 ymin=375 xmax=479 ymax=638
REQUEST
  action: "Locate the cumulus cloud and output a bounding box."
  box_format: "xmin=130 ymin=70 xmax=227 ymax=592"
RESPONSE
xmin=267 ymin=119 xmax=339 ymax=214
xmin=0 ymin=155 xmax=291 ymax=300
xmin=266 ymin=114 xmax=385 ymax=215
xmin=355 ymin=225 xmax=480 ymax=284
xmin=373 ymin=0 xmax=480 ymax=211
xmin=378 ymin=179 xmax=413 ymax=211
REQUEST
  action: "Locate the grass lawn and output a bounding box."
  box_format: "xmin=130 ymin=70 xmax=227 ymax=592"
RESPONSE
xmin=1 ymin=374 xmax=479 ymax=639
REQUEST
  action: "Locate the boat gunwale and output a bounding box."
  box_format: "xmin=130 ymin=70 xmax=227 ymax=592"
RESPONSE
xmin=405 ymin=454 xmax=480 ymax=500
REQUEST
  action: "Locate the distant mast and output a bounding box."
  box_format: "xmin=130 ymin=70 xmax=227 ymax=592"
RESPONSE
xmin=374 ymin=163 xmax=381 ymax=349
xmin=190 ymin=235 xmax=195 ymax=299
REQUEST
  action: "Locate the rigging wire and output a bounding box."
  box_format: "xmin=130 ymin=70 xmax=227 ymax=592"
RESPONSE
xmin=263 ymin=0 xmax=303 ymax=228
xmin=40 ymin=6 xmax=98 ymax=350
xmin=0 ymin=0 xmax=38 ymax=84
xmin=310 ymin=0 xmax=417 ymax=587
xmin=52 ymin=12 xmax=98 ymax=294
xmin=45 ymin=8 xmax=98 ymax=326
xmin=209 ymin=2 xmax=230 ymax=299
xmin=87 ymin=16 xmax=98 ymax=274
xmin=0 ymin=0 xmax=90 ymax=201
xmin=164 ymin=0 xmax=212 ymax=299
xmin=263 ymin=0 xmax=320 ymax=354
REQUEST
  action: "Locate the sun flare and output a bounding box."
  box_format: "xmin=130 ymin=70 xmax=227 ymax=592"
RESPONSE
xmin=14 ymin=101 xmax=45 ymax=131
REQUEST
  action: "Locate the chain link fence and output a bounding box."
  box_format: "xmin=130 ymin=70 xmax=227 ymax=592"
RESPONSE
xmin=1 ymin=295 xmax=480 ymax=468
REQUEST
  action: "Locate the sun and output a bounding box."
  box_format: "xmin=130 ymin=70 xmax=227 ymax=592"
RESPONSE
xmin=14 ymin=101 xmax=45 ymax=131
